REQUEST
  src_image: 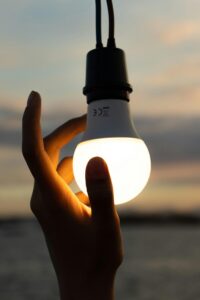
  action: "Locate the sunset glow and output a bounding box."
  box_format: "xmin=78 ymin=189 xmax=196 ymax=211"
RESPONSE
xmin=0 ymin=0 xmax=200 ymax=216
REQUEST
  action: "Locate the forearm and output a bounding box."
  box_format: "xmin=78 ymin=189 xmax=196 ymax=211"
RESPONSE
xmin=59 ymin=287 xmax=115 ymax=300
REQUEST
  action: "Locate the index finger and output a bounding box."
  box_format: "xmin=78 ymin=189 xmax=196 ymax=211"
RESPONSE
xmin=22 ymin=91 xmax=49 ymax=181
xmin=22 ymin=92 xmax=75 ymax=207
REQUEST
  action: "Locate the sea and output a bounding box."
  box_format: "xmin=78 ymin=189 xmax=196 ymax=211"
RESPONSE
xmin=0 ymin=219 xmax=200 ymax=300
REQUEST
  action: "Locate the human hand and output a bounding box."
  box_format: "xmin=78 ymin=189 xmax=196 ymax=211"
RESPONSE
xmin=22 ymin=91 xmax=123 ymax=300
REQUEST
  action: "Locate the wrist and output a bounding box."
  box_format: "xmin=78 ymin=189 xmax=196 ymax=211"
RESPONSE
xmin=58 ymin=272 xmax=116 ymax=300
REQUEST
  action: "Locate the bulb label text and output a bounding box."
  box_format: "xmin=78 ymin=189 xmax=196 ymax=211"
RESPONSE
xmin=93 ymin=106 xmax=110 ymax=117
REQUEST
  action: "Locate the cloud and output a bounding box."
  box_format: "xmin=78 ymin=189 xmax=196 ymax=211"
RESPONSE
xmin=135 ymin=116 xmax=200 ymax=164
xmin=151 ymin=161 xmax=200 ymax=184
xmin=1 ymin=105 xmax=199 ymax=166
xmin=131 ymin=55 xmax=200 ymax=117
xmin=145 ymin=56 xmax=200 ymax=87
xmin=155 ymin=20 xmax=200 ymax=46
xmin=124 ymin=184 xmax=200 ymax=214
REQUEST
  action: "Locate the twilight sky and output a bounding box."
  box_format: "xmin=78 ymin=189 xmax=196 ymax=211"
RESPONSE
xmin=0 ymin=0 xmax=200 ymax=216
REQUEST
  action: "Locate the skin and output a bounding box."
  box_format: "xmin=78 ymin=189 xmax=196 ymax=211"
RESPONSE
xmin=22 ymin=91 xmax=123 ymax=300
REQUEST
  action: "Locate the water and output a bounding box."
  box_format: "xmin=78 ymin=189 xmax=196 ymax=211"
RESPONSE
xmin=0 ymin=219 xmax=200 ymax=300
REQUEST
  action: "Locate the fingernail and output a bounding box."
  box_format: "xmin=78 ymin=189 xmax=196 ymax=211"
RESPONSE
xmin=27 ymin=91 xmax=39 ymax=106
xmin=86 ymin=157 xmax=108 ymax=181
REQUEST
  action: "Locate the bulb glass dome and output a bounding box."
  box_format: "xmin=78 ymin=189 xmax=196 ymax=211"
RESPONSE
xmin=73 ymin=137 xmax=151 ymax=205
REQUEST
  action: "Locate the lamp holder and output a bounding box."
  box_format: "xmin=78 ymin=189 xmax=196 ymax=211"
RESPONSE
xmin=83 ymin=47 xmax=133 ymax=103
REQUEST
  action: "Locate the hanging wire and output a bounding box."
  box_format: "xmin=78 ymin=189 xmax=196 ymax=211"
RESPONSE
xmin=95 ymin=0 xmax=103 ymax=48
xmin=95 ymin=0 xmax=116 ymax=48
xmin=106 ymin=0 xmax=116 ymax=47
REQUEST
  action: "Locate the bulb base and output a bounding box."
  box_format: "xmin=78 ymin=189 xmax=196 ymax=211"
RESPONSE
xmin=83 ymin=47 xmax=133 ymax=103
xmin=82 ymin=99 xmax=139 ymax=142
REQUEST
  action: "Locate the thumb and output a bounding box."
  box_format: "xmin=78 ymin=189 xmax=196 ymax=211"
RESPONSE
xmin=86 ymin=157 xmax=115 ymax=225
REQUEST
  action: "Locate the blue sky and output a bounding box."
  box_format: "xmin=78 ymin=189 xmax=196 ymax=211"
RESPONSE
xmin=0 ymin=0 xmax=200 ymax=216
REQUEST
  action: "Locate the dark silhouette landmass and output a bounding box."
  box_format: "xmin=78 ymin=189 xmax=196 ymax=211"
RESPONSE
xmin=0 ymin=213 xmax=200 ymax=227
xmin=119 ymin=213 xmax=200 ymax=226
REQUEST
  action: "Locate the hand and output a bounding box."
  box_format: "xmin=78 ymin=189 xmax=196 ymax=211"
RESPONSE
xmin=22 ymin=91 xmax=123 ymax=300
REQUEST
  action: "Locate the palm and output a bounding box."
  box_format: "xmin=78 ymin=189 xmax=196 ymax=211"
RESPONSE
xmin=31 ymin=157 xmax=122 ymax=286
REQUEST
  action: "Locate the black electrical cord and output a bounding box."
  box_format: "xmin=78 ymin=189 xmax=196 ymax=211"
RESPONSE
xmin=95 ymin=0 xmax=116 ymax=48
xmin=95 ymin=0 xmax=103 ymax=48
xmin=106 ymin=0 xmax=116 ymax=47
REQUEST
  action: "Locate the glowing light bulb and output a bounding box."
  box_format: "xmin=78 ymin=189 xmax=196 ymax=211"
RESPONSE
xmin=73 ymin=99 xmax=151 ymax=205
xmin=72 ymin=41 xmax=151 ymax=205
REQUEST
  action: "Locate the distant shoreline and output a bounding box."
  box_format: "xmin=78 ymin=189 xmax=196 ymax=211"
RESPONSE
xmin=119 ymin=213 xmax=200 ymax=226
xmin=0 ymin=214 xmax=200 ymax=226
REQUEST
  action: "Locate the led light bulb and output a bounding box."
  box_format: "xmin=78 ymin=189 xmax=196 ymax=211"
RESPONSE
xmin=73 ymin=99 xmax=151 ymax=205
xmin=73 ymin=47 xmax=151 ymax=205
